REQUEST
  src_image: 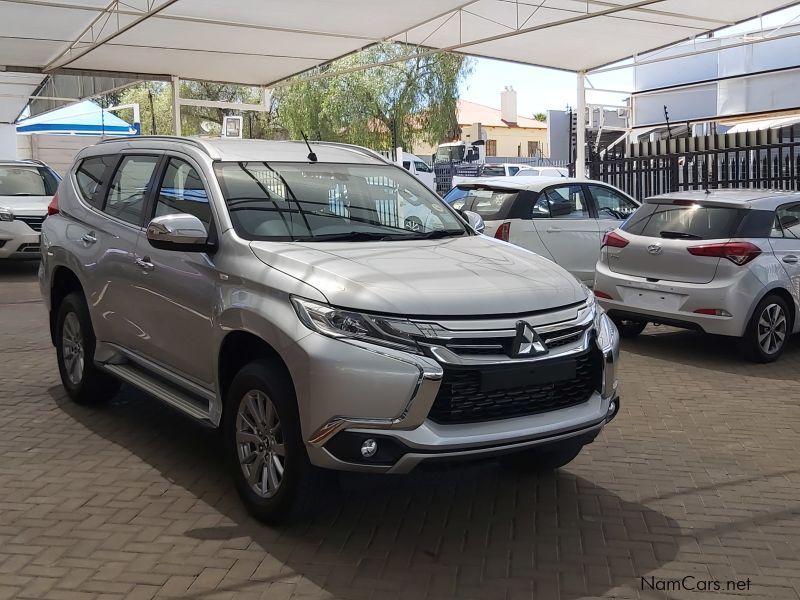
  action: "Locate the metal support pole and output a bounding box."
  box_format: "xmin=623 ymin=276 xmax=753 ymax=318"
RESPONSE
xmin=171 ymin=75 xmax=181 ymax=136
xmin=575 ymin=71 xmax=586 ymax=180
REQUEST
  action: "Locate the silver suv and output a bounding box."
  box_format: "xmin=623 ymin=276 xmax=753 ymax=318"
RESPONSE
xmin=40 ymin=137 xmax=620 ymax=522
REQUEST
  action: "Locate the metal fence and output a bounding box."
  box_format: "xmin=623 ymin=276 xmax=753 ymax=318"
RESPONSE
xmin=590 ymin=141 xmax=800 ymax=201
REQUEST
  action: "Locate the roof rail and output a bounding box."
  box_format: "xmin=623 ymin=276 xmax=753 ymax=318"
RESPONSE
xmin=95 ymin=135 xmax=216 ymax=157
xmin=309 ymin=141 xmax=392 ymax=165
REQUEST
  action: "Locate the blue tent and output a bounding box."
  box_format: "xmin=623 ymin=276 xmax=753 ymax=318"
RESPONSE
xmin=16 ymin=100 xmax=138 ymax=136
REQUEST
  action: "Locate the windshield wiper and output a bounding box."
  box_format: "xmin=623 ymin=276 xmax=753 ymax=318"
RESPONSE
xmin=413 ymin=229 xmax=467 ymax=239
xmin=660 ymin=230 xmax=701 ymax=239
xmin=298 ymin=231 xmax=413 ymax=242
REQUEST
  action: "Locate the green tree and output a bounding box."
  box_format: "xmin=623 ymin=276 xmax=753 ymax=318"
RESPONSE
xmin=533 ymin=112 xmax=547 ymax=122
xmin=275 ymin=44 xmax=471 ymax=149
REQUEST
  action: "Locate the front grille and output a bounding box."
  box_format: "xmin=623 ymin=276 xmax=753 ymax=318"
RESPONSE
xmin=15 ymin=216 xmax=45 ymax=232
xmin=441 ymin=324 xmax=588 ymax=357
xmin=428 ymin=348 xmax=601 ymax=424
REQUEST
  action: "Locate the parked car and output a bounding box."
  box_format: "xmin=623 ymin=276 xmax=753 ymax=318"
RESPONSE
xmin=401 ymin=152 xmax=435 ymax=191
xmin=443 ymin=177 xmax=640 ymax=285
xmin=595 ymin=190 xmax=800 ymax=362
xmin=40 ymin=137 xmax=621 ymax=523
xmin=451 ymin=163 xmax=530 ymax=187
xmin=0 ymin=159 xmax=60 ymax=259
xmin=515 ymin=166 xmax=569 ymax=178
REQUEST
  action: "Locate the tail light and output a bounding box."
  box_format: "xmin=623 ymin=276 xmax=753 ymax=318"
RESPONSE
xmin=687 ymin=241 xmax=761 ymax=266
xmin=593 ymin=290 xmax=613 ymax=299
xmin=494 ymin=221 xmax=510 ymax=241
xmin=601 ymin=230 xmax=628 ymax=249
xmin=47 ymin=192 xmax=60 ymax=216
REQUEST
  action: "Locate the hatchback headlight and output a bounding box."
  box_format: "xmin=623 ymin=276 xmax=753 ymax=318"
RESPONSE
xmin=291 ymin=297 xmax=424 ymax=353
xmin=0 ymin=207 xmax=14 ymax=222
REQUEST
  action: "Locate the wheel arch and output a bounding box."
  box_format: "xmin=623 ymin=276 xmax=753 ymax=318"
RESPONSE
xmin=746 ymin=285 xmax=796 ymax=334
xmin=49 ymin=266 xmax=84 ymax=346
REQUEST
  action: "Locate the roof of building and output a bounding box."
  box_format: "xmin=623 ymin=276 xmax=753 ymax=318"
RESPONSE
xmin=457 ymin=100 xmax=546 ymax=129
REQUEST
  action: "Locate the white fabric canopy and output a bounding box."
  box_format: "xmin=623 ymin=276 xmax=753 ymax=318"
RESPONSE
xmin=1 ymin=0 xmax=796 ymax=123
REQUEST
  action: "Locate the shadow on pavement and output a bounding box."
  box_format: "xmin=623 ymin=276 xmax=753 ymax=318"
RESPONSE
xmin=621 ymin=325 xmax=800 ymax=380
xmin=53 ymin=384 xmax=681 ymax=600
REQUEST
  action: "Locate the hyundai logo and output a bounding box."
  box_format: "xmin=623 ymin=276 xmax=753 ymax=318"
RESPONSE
xmin=647 ymin=243 xmax=663 ymax=255
xmin=511 ymin=321 xmax=548 ymax=357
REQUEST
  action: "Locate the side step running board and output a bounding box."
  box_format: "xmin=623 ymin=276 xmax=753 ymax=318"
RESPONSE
xmin=102 ymin=363 xmax=212 ymax=422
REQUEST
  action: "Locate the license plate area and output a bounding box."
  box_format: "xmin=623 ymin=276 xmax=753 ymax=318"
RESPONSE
xmin=480 ymin=358 xmax=577 ymax=392
xmin=619 ymin=286 xmax=683 ymax=311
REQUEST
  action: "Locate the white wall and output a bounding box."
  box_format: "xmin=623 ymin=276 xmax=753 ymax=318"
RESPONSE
xmin=16 ymin=134 xmax=101 ymax=175
xmin=0 ymin=124 xmax=17 ymax=159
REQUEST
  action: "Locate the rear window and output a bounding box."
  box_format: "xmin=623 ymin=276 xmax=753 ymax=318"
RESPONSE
xmin=480 ymin=165 xmax=506 ymax=177
xmin=442 ymin=186 xmax=517 ymax=220
xmin=621 ymin=203 xmax=746 ymax=240
xmin=0 ymin=165 xmax=59 ymax=196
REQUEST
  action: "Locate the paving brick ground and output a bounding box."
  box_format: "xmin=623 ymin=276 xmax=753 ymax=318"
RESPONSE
xmin=1 ymin=261 xmax=799 ymax=600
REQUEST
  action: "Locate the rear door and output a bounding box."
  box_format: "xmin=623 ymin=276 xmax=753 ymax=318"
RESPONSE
xmin=609 ymin=201 xmax=745 ymax=283
xmin=532 ymin=183 xmax=599 ymax=284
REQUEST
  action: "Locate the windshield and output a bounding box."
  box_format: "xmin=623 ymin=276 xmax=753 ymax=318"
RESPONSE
xmin=214 ymin=162 xmax=467 ymax=241
xmin=435 ymin=145 xmax=465 ymax=163
xmin=0 ymin=165 xmax=59 ymax=196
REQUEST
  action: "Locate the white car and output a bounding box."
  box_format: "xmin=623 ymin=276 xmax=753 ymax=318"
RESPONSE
xmin=443 ymin=177 xmax=639 ymax=285
xmin=594 ymin=190 xmax=800 ymax=362
xmin=401 ymin=153 xmax=435 ymax=191
xmin=0 ymin=160 xmax=60 ymax=259
xmin=451 ymin=163 xmax=531 ymax=187
xmin=515 ymin=166 xmax=569 ymax=178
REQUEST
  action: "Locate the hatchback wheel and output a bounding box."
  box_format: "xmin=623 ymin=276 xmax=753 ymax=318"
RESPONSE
xmin=224 ymin=359 xmax=331 ymax=524
xmin=55 ymin=292 xmax=120 ymax=404
xmin=740 ymin=294 xmax=791 ymax=363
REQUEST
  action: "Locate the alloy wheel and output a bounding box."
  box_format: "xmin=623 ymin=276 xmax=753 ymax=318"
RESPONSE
xmin=236 ymin=390 xmax=285 ymax=498
xmin=61 ymin=312 xmax=84 ymax=386
xmin=757 ymin=303 xmax=787 ymax=355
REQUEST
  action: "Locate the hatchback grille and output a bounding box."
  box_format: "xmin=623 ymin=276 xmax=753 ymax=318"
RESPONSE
xmin=428 ymin=348 xmax=601 ymax=424
xmin=16 ymin=216 xmax=45 ymax=232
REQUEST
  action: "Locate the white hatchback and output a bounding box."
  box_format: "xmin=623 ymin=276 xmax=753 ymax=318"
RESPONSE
xmin=443 ymin=177 xmax=639 ymax=285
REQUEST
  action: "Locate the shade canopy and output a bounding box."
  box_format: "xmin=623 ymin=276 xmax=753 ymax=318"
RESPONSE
xmin=1 ymin=0 xmax=797 ymax=123
xmin=15 ymin=100 xmax=137 ymax=136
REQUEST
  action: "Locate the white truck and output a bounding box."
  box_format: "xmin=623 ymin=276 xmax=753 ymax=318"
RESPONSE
xmin=434 ymin=140 xmax=486 ymax=165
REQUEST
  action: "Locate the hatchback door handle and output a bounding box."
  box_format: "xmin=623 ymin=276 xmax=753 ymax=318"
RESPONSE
xmin=81 ymin=232 xmax=97 ymax=244
xmin=546 ymin=227 xmax=562 ymax=233
xmin=783 ymin=255 xmax=798 ymax=264
xmin=135 ymin=256 xmax=154 ymax=271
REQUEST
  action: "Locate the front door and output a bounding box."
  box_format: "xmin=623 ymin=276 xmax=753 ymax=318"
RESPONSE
xmin=770 ymin=202 xmax=800 ymax=317
xmin=129 ymin=156 xmax=218 ymax=388
xmin=532 ymin=183 xmax=599 ymax=284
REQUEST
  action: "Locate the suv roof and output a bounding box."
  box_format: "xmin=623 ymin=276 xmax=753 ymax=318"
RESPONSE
xmin=91 ymin=136 xmax=389 ymax=165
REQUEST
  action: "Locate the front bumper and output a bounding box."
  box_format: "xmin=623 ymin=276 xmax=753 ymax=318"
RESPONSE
xmin=296 ymin=308 xmax=620 ymax=473
xmin=0 ymin=220 xmax=41 ymax=259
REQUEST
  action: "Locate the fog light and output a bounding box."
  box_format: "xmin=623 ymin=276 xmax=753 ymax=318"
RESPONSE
xmin=360 ymin=438 xmax=378 ymax=458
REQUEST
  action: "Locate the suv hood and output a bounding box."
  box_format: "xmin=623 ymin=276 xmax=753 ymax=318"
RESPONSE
xmin=250 ymin=235 xmax=585 ymax=316
xmin=0 ymin=195 xmax=51 ymax=215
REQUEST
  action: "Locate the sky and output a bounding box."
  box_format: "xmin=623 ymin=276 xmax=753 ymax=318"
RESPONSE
xmin=458 ymin=5 xmax=800 ymax=118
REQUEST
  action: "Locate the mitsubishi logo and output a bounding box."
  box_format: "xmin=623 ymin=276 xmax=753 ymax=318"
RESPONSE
xmin=511 ymin=321 xmax=548 ymax=357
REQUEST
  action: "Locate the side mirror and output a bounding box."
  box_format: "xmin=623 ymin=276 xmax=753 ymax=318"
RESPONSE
xmin=461 ymin=209 xmax=485 ymax=234
xmin=147 ymin=213 xmax=210 ymax=252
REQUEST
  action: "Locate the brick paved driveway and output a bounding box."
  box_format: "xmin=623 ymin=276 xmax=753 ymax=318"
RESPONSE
xmin=1 ymin=262 xmax=799 ymax=600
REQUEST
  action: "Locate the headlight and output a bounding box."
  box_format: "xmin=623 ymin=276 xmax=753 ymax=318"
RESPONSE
xmin=291 ymin=297 xmax=424 ymax=353
xmin=0 ymin=207 xmax=14 ymax=222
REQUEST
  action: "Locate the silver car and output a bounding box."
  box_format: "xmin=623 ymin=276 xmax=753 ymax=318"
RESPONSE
xmin=0 ymin=159 xmax=60 ymax=259
xmin=40 ymin=137 xmax=620 ymax=522
xmin=595 ymin=190 xmax=800 ymax=362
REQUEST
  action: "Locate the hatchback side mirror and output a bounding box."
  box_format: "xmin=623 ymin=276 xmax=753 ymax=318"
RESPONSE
xmin=147 ymin=214 xmax=210 ymax=252
xmin=461 ymin=209 xmax=485 ymax=234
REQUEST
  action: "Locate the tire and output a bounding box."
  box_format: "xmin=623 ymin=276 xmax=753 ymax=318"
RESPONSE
xmin=223 ymin=359 xmax=330 ymax=524
xmin=611 ymin=316 xmax=647 ymax=339
xmin=500 ymin=441 xmax=583 ymax=472
xmin=55 ymin=292 xmax=120 ymax=404
xmin=739 ymin=294 xmax=791 ymax=363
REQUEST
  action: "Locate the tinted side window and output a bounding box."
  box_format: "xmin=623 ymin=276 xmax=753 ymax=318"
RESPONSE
xmin=774 ymin=204 xmax=800 ymax=239
xmin=154 ymin=158 xmax=212 ymax=228
xmin=589 ymin=185 xmax=638 ymax=220
xmin=104 ymin=156 xmax=159 ymax=225
xmin=543 ymin=185 xmax=590 ymax=220
xmin=75 ymin=155 xmax=116 ymax=208
xmin=415 ymin=161 xmax=431 ymax=173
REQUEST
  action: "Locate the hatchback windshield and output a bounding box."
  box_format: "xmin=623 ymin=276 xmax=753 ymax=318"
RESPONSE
xmin=0 ymin=165 xmax=59 ymax=196
xmin=622 ymin=203 xmax=745 ymax=240
xmin=214 ymin=162 xmax=467 ymax=241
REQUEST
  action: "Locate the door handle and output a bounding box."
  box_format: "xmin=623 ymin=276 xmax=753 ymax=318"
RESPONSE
xmin=135 ymin=256 xmax=154 ymax=271
xmin=782 ymin=255 xmax=799 ymax=264
xmin=546 ymin=227 xmax=562 ymax=233
xmin=80 ymin=232 xmax=97 ymax=244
